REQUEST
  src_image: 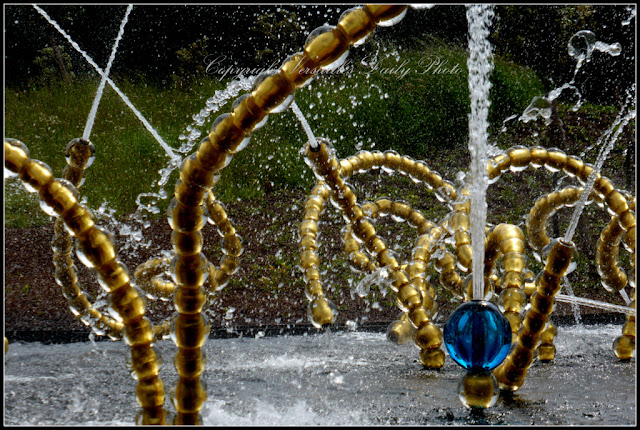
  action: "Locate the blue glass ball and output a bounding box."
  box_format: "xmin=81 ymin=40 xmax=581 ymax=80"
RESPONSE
xmin=443 ymin=300 xmax=512 ymax=371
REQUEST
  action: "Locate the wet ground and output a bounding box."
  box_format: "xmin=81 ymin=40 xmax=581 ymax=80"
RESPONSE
xmin=3 ymin=323 xmax=636 ymax=426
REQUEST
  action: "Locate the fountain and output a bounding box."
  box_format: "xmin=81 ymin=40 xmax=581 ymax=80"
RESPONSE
xmin=4 ymin=3 xmax=636 ymax=425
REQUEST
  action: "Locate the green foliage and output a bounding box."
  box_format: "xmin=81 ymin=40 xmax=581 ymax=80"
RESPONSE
xmin=33 ymin=45 xmax=75 ymax=85
xmin=172 ymin=37 xmax=210 ymax=90
xmin=249 ymin=9 xmax=304 ymax=65
xmin=6 ymin=36 xmax=548 ymax=228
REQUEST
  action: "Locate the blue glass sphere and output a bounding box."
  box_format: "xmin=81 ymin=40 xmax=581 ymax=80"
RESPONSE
xmin=443 ymin=300 xmax=512 ymax=371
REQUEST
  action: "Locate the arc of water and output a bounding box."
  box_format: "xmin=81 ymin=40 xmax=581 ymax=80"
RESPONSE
xmin=33 ymin=4 xmax=178 ymax=162
xmin=466 ymin=4 xmax=495 ymax=301
xmin=563 ymin=87 xmax=637 ymax=244
xmin=555 ymin=293 xmax=636 ymax=316
xmin=291 ymin=101 xmax=318 ymax=150
xmin=83 ymin=5 xmax=133 ymax=140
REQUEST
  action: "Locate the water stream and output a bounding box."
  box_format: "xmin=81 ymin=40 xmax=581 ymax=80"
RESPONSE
xmin=466 ymin=4 xmax=495 ymax=301
xmin=82 ymin=5 xmax=133 ymax=141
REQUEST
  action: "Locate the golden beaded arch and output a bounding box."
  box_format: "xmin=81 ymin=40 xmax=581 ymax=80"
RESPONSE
xmin=4 ymin=3 xmax=636 ymax=424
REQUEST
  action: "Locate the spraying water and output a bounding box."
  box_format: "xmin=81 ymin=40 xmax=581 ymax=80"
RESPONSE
xmin=33 ymin=4 xmax=178 ymax=162
xmin=563 ymin=86 xmax=636 ymax=244
xmin=466 ymin=4 xmax=495 ymax=301
xmin=82 ymin=5 xmax=133 ymax=140
xmin=291 ymin=101 xmax=318 ymax=150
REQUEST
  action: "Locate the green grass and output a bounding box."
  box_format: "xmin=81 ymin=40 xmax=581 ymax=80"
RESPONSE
xmin=5 ymin=36 xmax=548 ymax=228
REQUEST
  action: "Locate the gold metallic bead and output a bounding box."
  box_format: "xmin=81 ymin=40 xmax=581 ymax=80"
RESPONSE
xmin=367 ymin=236 xmax=388 ymax=257
xmin=419 ymin=348 xmax=445 ymax=369
xmin=174 ymin=348 xmax=206 ymax=379
xmin=136 ymin=377 xmax=165 ymax=408
xmin=308 ymin=296 xmax=336 ymax=327
xmin=502 ymin=271 xmax=525 ymax=289
xmin=124 ymin=318 xmax=155 ymax=347
xmin=507 ymin=146 xmax=532 ymax=170
xmin=65 ymin=138 xmax=95 ymax=169
xmin=509 ymin=343 xmax=534 ymax=368
xmin=563 ymin=155 xmax=584 ymax=177
xmin=171 ymin=254 xmax=209 ymax=287
xmin=414 ymin=322 xmax=442 ymax=350
xmin=544 ymin=240 xmax=576 ymax=276
xmin=606 ymin=191 xmax=630 ymax=217
xmin=622 ymin=320 xmax=635 ymax=338
xmin=196 ymin=136 xmax=230 ymax=172
xmin=4 ymin=139 xmax=30 ymax=174
xmin=545 ymin=148 xmax=568 ymax=171
xmin=518 ymin=329 xmax=542 ymax=350
xmin=363 ymin=5 xmax=407 ymax=24
xmin=167 ymin=199 xmax=207 ymax=234
xmin=251 ymin=72 xmax=295 ymax=114
xmin=459 ymin=372 xmax=499 ymax=408
xmin=77 ymin=228 xmax=117 ymax=269
xmin=536 ymin=271 xmax=562 ymax=297
xmin=20 ymin=159 xmax=54 ymax=191
xmin=408 ymin=306 xmax=431 ymax=328
xmin=231 ymin=95 xmax=266 ymax=133
xmin=211 ymin=114 xmax=246 ymax=152
xmin=100 ymin=261 xmax=132 ymax=293
xmin=280 ymin=52 xmax=317 ymax=88
xmin=491 ymin=152 xmax=511 ymax=174
xmin=131 ymin=345 xmax=162 ymax=381
xmin=593 ymin=176 xmax=616 ymax=200
xmin=624 ymin=226 xmax=635 ymax=252
xmin=386 ymin=320 xmax=414 ymax=345
xmin=612 ymin=335 xmax=635 ymax=360
xmin=521 ymin=309 xmax=547 ymax=334
xmin=172 ymin=231 xmax=203 ymax=256
xmin=175 ymin=287 xmax=207 ymax=315
xmin=494 ymin=361 xmax=527 ymax=392
xmin=304 ymin=26 xmax=349 ymax=70
xmin=171 ymin=379 xmax=208 ymax=414
xmin=540 ymin=322 xmax=557 ymax=344
xmin=618 ymin=210 xmax=635 ymax=231
xmin=305 ymin=280 xmax=324 ymax=299
xmin=337 ymin=7 xmax=376 ymax=45
xmin=110 ymin=285 xmax=146 ymax=324
xmin=62 ymin=165 xmax=84 ymax=187
xmin=175 ymin=179 xmax=208 ymax=208
xmin=39 ymin=180 xmax=78 ymax=217
xmin=300 ymin=249 xmax=320 ymax=269
xmin=396 ymin=284 xmax=421 ymax=308
xmin=504 ymin=311 xmax=522 ymax=333
xmin=526 ymin=146 xmax=547 ymax=168
xmin=180 ymin=154 xmax=217 ymax=190
xmin=173 ymin=314 xmax=210 ymax=349
xmin=299 ymin=234 xmax=318 ymax=252
xmin=537 ymin=344 xmax=556 ymax=361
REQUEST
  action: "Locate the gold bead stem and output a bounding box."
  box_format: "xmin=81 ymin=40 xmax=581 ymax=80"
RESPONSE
xmin=613 ymin=289 xmax=635 ymax=360
xmin=304 ymin=140 xmax=444 ymax=368
xmin=4 ymin=139 xmax=167 ymax=424
xmin=538 ymin=320 xmax=557 ymax=361
xmin=526 ymin=187 xmax=586 ymax=254
xmin=169 ymin=9 xmax=386 ymax=419
xmin=596 ymin=214 xmax=629 ymax=293
xmin=485 ymin=224 xmax=528 ymax=341
xmin=51 ymin=138 xmax=123 ymax=339
xmin=204 ymin=191 xmax=241 ymax=290
xmin=493 ymin=239 xmax=576 ymax=392
xmin=299 ymin=183 xmax=336 ymax=327
xmin=341 ymin=151 xmax=458 ymax=204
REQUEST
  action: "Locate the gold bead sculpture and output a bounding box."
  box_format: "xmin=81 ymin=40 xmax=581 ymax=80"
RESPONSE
xmin=299 ymin=141 xmax=635 ymax=388
xmin=4 ymin=2 xmax=635 ymax=422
